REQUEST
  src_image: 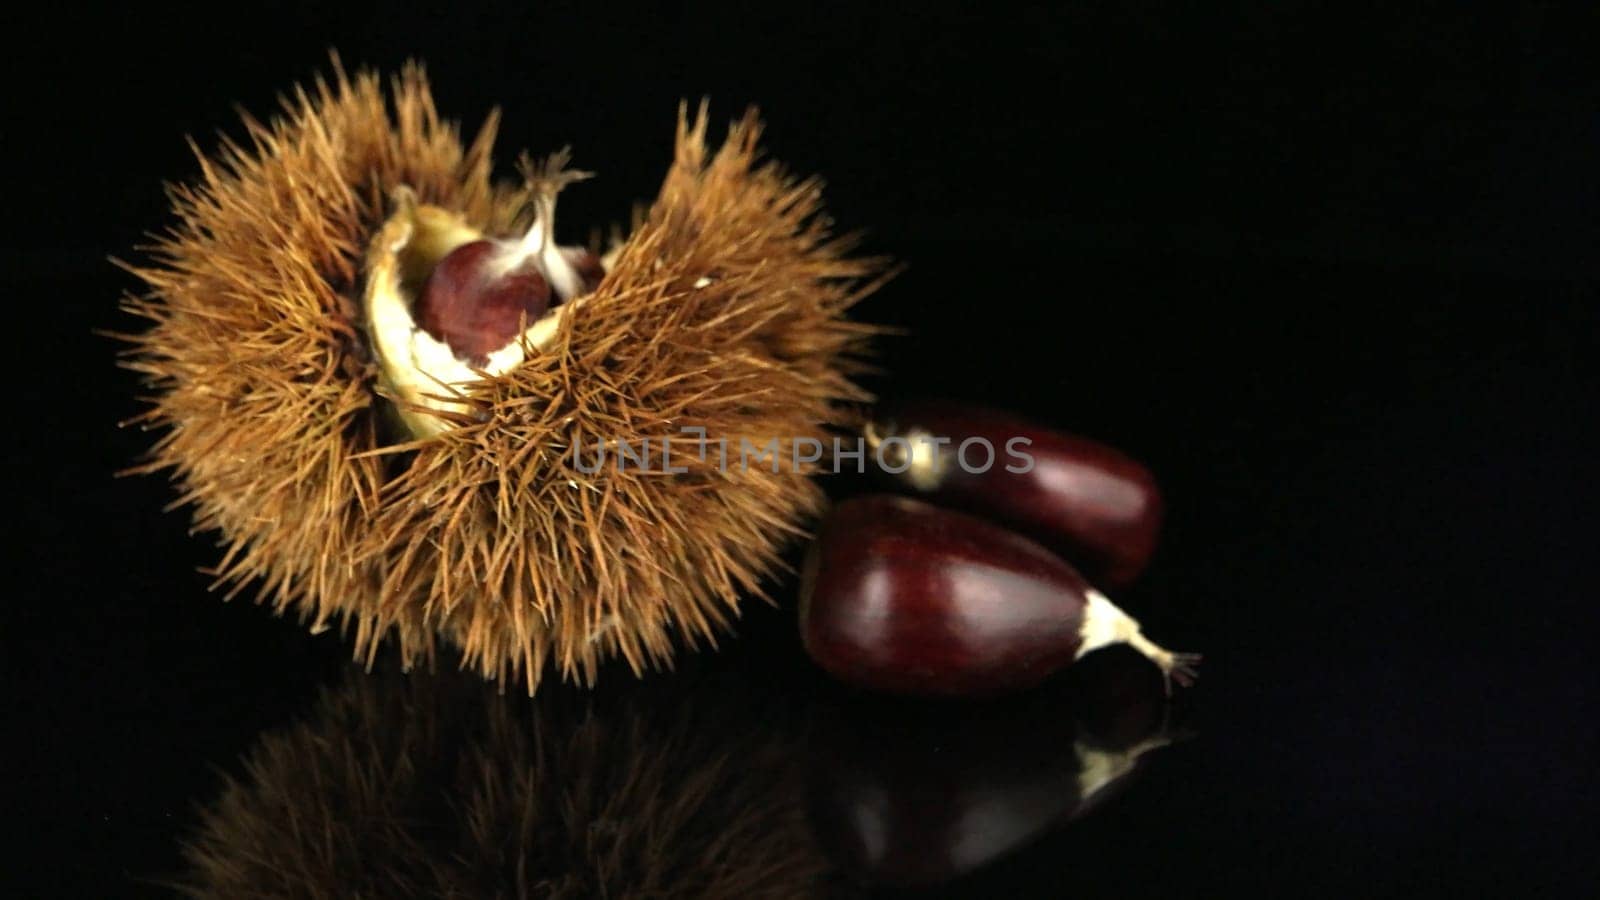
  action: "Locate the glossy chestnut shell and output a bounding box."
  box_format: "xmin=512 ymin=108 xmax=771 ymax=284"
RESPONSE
xmin=415 ymin=239 xmax=553 ymax=366
xmin=877 ymin=400 xmax=1163 ymax=588
xmin=800 ymin=495 xmax=1095 ymax=697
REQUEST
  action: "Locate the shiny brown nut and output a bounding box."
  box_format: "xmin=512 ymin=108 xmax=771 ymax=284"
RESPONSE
xmin=869 ymin=400 xmax=1163 ymax=588
xmin=799 ymin=495 xmax=1197 ymax=698
xmin=415 ymin=239 xmax=553 ymax=366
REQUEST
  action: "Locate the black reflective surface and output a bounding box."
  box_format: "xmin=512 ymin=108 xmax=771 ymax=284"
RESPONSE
xmin=8 ymin=5 xmax=1598 ymax=896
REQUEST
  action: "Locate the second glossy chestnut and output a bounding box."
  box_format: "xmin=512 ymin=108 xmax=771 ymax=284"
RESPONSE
xmin=868 ymin=400 xmax=1163 ymax=589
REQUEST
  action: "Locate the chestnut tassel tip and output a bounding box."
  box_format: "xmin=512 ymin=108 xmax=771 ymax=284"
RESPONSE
xmin=1077 ymin=589 xmax=1201 ymax=696
xmin=1147 ymin=645 xmax=1203 ymax=695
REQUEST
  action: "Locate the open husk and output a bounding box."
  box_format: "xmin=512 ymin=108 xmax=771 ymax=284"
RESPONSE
xmin=119 ymin=61 xmax=886 ymax=690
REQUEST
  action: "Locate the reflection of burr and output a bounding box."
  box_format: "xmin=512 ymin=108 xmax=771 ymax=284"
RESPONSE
xmin=177 ymin=664 xmax=828 ymax=898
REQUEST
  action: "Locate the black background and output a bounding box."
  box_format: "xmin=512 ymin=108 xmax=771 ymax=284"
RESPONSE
xmin=6 ymin=3 xmax=1597 ymax=897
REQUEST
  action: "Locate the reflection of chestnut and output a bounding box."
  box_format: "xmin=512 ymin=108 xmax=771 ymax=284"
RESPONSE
xmin=870 ymin=400 xmax=1163 ymax=589
xmin=806 ymin=652 xmax=1180 ymax=887
xmin=1069 ymin=645 xmax=1176 ymax=751
xmin=800 ymin=495 xmax=1197 ymax=697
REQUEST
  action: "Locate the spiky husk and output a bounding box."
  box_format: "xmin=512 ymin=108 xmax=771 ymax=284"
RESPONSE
xmin=175 ymin=667 xmax=829 ymax=898
xmin=121 ymin=63 xmax=883 ymax=690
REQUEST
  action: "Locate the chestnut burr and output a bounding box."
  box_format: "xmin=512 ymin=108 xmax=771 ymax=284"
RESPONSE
xmin=800 ymin=495 xmax=1197 ymax=697
xmin=868 ymin=401 xmax=1163 ymax=588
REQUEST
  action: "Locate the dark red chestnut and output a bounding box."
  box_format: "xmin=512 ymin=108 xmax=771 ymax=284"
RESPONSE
xmin=413 ymin=155 xmax=603 ymax=367
xmin=867 ymin=401 xmax=1162 ymax=589
xmin=800 ymin=495 xmax=1196 ymax=697
xmin=416 ymin=240 xmax=553 ymax=366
